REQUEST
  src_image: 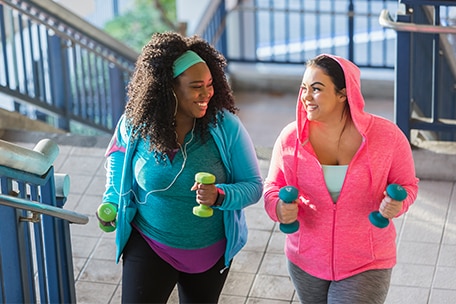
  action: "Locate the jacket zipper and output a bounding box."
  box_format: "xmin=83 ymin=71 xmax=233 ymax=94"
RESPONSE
xmin=331 ymin=202 xmax=337 ymax=280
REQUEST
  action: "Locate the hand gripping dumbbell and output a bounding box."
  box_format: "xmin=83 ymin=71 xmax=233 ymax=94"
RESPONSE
xmin=368 ymin=184 xmax=407 ymax=228
xmin=279 ymin=186 xmax=300 ymax=234
xmin=193 ymin=172 xmax=216 ymax=218
xmin=96 ymin=203 xmax=117 ymax=232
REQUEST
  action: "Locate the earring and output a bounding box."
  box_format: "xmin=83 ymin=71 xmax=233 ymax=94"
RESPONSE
xmin=172 ymin=91 xmax=178 ymax=116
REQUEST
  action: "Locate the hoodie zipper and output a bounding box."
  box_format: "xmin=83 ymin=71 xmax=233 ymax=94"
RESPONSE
xmin=331 ymin=201 xmax=337 ymax=280
xmin=318 ymin=162 xmax=339 ymax=281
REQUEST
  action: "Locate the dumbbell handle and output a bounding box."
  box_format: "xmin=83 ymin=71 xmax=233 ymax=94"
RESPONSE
xmin=279 ymin=186 xmax=299 ymax=234
xmin=368 ymin=184 xmax=407 ymax=228
xmin=193 ymin=172 xmax=216 ymax=218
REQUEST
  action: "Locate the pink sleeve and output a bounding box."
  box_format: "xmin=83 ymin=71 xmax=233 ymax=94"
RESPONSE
xmin=388 ymin=130 xmax=419 ymax=216
xmin=105 ymin=136 xmax=126 ymax=156
xmin=263 ymin=137 xmax=288 ymax=222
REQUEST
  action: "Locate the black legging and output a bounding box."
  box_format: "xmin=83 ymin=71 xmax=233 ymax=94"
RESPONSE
xmin=121 ymin=229 xmax=230 ymax=304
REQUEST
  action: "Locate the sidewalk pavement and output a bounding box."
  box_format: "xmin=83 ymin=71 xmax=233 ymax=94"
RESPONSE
xmin=2 ymin=89 xmax=455 ymax=304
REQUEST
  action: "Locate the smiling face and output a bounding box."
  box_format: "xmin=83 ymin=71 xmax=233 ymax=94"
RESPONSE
xmin=300 ymin=66 xmax=347 ymax=123
xmin=173 ymin=62 xmax=214 ymax=122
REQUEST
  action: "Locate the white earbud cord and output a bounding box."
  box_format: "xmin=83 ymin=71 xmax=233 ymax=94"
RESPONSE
xmin=105 ymin=119 xmax=196 ymax=205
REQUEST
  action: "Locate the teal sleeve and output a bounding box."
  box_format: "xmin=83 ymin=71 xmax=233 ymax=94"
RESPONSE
xmin=213 ymin=112 xmax=263 ymax=211
xmin=102 ymin=116 xmax=129 ymax=207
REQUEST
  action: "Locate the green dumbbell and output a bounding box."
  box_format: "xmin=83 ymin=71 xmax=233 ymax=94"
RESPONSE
xmin=369 ymin=184 xmax=407 ymax=228
xmin=97 ymin=203 xmax=117 ymax=232
xmin=193 ymin=172 xmax=216 ymax=218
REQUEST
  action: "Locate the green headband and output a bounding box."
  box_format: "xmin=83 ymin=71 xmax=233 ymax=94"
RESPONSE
xmin=173 ymin=50 xmax=206 ymax=78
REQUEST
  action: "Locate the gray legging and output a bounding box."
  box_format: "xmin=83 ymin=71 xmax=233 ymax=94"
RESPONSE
xmin=288 ymin=260 xmax=392 ymax=304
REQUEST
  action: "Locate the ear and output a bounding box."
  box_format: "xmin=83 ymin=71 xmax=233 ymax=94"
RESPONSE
xmin=338 ymin=88 xmax=347 ymax=103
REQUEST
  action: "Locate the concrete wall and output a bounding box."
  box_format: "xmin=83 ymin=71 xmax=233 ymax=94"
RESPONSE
xmin=0 ymin=108 xmax=66 ymax=136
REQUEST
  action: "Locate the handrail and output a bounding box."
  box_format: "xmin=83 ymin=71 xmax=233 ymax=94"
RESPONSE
xmin=29 ymin=0 xmax=138 ymax=61
xmin=194 ymin=0 xmax=223 ymax=36
xmin=379 ymin=9 xmax=456 ymax=34
xmin=0 ymin=0 xmax=138 ymax=69
xmin=0 ymin=194 xmax=88 ymax=224
xmin=0 ymin=139 xmax=59 ymax=176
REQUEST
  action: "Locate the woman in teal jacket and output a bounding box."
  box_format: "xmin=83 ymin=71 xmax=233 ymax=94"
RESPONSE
xmin=98 ymin=32 xmax=262 ymax=303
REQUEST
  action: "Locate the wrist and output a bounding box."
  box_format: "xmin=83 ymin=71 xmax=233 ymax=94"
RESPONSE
xmin=213 ymin=188 xmax=225 ymax=207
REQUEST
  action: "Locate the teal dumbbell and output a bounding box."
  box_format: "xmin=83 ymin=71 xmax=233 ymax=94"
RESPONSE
xmin=279 ymin=186 xmax=299 ymax=234
xmin=193 ymin=172 xmax=216 ymax=217
xmin=369 ymin=184 xmax=407 ymax=228
xmin=97 ymin=203 xmax=117 ymax=232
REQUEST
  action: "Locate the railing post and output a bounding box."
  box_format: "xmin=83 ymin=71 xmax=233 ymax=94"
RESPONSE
xmin=348 ymin=0 xmax=355 ymax=63
xmin=0 ymin=178 xmax=34 ymax=303
xmin=395 ymin=9 xmax=413 ymax=139
xmin=47 ymin=34 xmax=70 ymax=131
xmin=109 ymin=64 xmax=126 ymax=126
xmin=219 ymin=0 xmax=228 ymax=57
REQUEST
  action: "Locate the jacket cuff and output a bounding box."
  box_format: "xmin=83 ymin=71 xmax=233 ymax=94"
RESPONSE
xmin=214 ymin=187 xmax=225 ymax=207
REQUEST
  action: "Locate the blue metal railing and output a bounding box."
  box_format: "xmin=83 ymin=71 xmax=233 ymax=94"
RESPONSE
xmin=2 ymin=0 xmax=456 ymax=140
xmin=198 ymin=0 xmax=399 ymax=69
xmin=381 ymin=1 xmax=456 ymax=140
xmin=0 ymin=0 xmax=137 ymax=134
xmin=0 ymin=138 xmax=88 ymax=303
xmin=1 ymin=0 xmax=400 ymax=136
xmin=200 ymin=0 xmax=456 ymax=141
xmin=195 ymin=0 xmax=228 ymax=54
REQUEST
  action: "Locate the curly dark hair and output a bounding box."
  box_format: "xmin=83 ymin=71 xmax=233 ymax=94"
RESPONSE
xmin=124 ymin=31 xmax=237 ymax=155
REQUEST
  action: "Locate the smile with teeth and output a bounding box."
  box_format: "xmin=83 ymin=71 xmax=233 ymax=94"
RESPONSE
xmin=307 ymin=104 xmax=318 ymax=111
xmin=196 ymin=102 xmax=208 ymax=107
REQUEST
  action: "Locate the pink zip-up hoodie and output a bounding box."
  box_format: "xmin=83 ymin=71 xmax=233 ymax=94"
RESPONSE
xmin=263 ymin=54 xmax=419 ymax=281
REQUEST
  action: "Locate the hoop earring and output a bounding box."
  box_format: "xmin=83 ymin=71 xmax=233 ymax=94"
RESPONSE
xmin=172 ymin=91 xmax=178 ymax=116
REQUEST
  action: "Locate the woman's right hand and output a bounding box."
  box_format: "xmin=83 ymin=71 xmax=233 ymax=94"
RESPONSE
xmin=96 ymin=203 xmax=117 ymax=232
xmin=276 ymin=199 xmax=299 ymax=224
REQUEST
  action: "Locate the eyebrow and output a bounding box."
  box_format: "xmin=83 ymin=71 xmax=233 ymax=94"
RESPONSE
xmin=188 ymin=78 xmax=213 ymax=85
xmin=302 ymin=81 xmax=325 ymax=87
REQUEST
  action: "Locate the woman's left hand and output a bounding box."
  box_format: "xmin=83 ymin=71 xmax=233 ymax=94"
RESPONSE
xmin=191 ymin=182 xmax=218 ymax=206
xmin=379 ymin=191 xmax=403 ymax=219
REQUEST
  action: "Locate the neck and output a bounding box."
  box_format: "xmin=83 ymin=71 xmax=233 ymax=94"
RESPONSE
xmin=311 ymin=112 xmax=350 ymax=135
xmin=174 ymin=117 xmax=196 ymax=145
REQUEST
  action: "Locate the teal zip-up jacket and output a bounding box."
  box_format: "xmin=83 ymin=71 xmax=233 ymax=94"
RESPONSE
xmin=102 ymin=110 xmax=263 ymax=267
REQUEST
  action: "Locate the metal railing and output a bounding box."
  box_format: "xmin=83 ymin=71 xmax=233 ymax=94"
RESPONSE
xmin=2 ymin=0 xmax=456 ymax=141
xmin=198 ymin=0 xmax=399 ymax=69
xmin=0 ymin=138 xmax=88 ymax=303
xmin=1 ymin=0 xmax=401 ymax=136
xmin=381 ymin=1 xmax=456 ymax=141
xmin=0 ymin=0 xmax=137 ymax=134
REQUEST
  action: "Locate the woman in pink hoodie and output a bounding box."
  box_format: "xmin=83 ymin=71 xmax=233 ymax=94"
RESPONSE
xmin=263 ymin=54 xmax=419 ymax=303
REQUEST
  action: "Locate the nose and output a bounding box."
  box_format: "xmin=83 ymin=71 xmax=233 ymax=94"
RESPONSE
xmin=202 ymin=87 xmax=213 ymax=99
xmin=301 ymin=89 xmax=312 ymax=102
